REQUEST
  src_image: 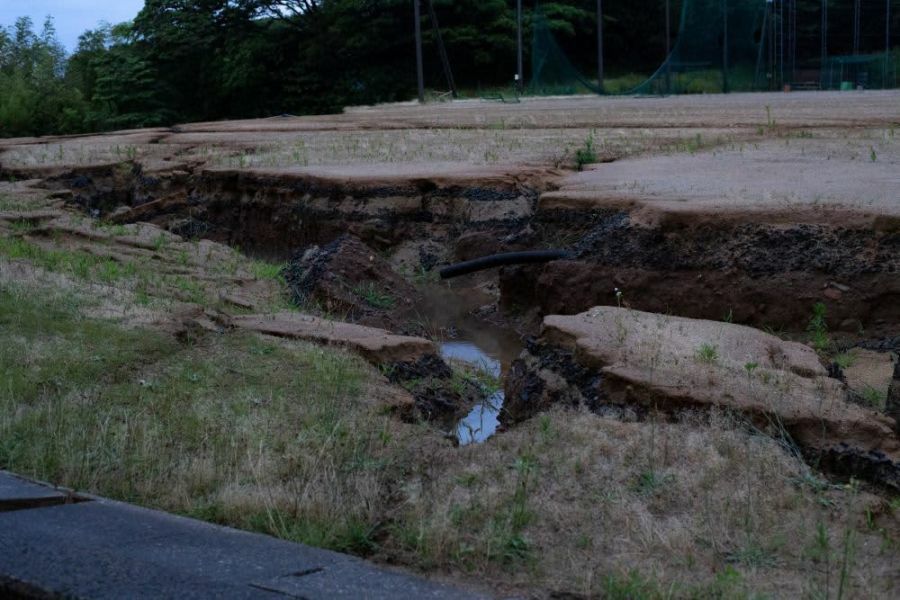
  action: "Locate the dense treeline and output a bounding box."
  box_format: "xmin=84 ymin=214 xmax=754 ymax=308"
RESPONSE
xmin=0 ymin=18 xmax=84 ymax=136
xmin=1 ymin=0 xmax=897 ymax=137
xmin=0 ymin=0 xmax=679 ymax=136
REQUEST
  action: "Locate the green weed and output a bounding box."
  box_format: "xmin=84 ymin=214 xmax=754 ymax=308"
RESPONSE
xmin=854 ymin=385 xmax=886 ymax=410
xmin=152 ymin=233 xmax=169 ymax=252
xmin=489 ymin=453 xmax=536 ymax=564
xmin=727 ymin=543 xmax=777 ymax=568
xmin=807 ymin=302 xmax=831 ymax=353
xmin=353 ymin=282 xmax=395 ymax=309
xmin=832 ymin=352 xmax=856 ymax=370
xmin=251 ymin=260 xmax=286 ymax=281
xmin=633 ymin=470 xmax=674 ymax=497
xmin=601 ymin=570 xmax=671 ymax=599
xmin=695 ymin=343 xmax=719 ymax=364
xmin=9 ymin=219 xmax=36 ymax=234
xmin=172 ymin=276 xmax=207 ymax=304
xmin=574 ymin=131 xmax=597 ymax=171
xmin=744 ymin=362 xmax=759 ymax=378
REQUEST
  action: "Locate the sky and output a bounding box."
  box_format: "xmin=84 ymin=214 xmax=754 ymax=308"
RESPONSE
xmin=0 ymin=0 xmax=146 ymax=52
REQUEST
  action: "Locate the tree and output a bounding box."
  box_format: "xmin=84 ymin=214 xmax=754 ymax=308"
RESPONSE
xmin=0 ymin=17 xmax=86 ymax=136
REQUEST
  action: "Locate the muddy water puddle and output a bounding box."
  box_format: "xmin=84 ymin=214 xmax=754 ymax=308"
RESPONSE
xmin=440 ymin=341 xmax=505 ymax=445
xmin=423 ymin=285 xmax=522 ymax=445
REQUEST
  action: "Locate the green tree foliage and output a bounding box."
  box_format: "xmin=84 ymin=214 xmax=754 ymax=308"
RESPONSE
xmin=91 ymin=41 xmax=171 ymax=129
xmin=1 ymin=0 xmax=898 ymax=137
xmin=68 ymin=23 xmax=175 ymax=130
xmin=0 ymin=17 xmax=86 ymax=136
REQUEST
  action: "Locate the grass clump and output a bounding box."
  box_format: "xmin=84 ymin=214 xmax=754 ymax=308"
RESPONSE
xmin=250 ymin=259 xmax=286 ymax=282
xmin=832 ymin=352 xmax=856 ymax=370
xmin=807 ymin=302 xmax=831 ymax=353
xmin=574 ymin=131 xmax=598 ymax=171
xmin=0 ymin=192 xmax=16 ymax=211
xmin=450 ymin=364 xmax=501 ymax=398
xmin=353 ymin=282 xmax=395 ymax=309
xmin=853 ymin=385 xmax=887 ymax=410
xmin=695 ymin=343 xmax=719 ymax=364
xmin=0 ymin=236 xmax=126 ymax=282
xmin=172 ymin=275 xmax=208 ymax=304
xmin=633 ymin=470 xmax=675 ymax=497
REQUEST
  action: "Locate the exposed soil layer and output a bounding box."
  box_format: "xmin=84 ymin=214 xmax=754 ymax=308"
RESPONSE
xmin=1 ymin=92 xmax=897 ymax=339
xmin=4 ymin=93 xmax=900 ymax=596
xmin=510 ymin=208 xmax=900 ymax=334
xmin=4 ymin=92 xmax=899 ymax=462
xmin=14 ymin=160 xmax=898 ymax=339
xmin=282 ymin=234 xmax=422 ymax=333
xmin=890 ymin=365 xmax=900 ymax=433
xmin=503 ymin=307 xmax=900 ymax=491
xmin=184 ymin=167 xmax=546 ymax=256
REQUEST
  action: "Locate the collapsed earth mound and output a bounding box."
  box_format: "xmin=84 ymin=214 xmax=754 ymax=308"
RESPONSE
xmin=283 ymin=234 xmax=421 ymax=332
xmin=505 ymin=306 xmax=900 ymax=489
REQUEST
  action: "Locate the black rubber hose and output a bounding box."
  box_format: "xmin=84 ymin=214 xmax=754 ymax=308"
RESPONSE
xmin=439 ymin=249 xmax=572 ymax=280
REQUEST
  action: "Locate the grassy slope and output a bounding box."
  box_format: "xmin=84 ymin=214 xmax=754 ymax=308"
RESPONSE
xmin=3 ymin=281 xmax=899 ymax=598
xmin=0 ymin=284 xmax=418 ymax=555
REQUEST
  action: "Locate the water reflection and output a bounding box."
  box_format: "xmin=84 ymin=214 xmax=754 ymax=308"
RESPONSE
xmin=440 ymin=341 xmax=504 ymax=445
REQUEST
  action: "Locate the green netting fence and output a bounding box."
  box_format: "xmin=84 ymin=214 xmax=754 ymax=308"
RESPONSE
xmin=530 ymin=0 xmax=898 ymax=95
xmin=822 ymin=52 xmax=898 ymax=89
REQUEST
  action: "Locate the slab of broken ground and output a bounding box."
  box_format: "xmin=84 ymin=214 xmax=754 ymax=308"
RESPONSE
xmin=229 ymin=312 xmax=428 ymax=417
xmin=842 ymin=348 xmax=897 ymax=408
xmin=505 ymin=306 xmax=900 ymax=488
xmin=231 ymin=312 xmax=436 ymax=365
xmin=228 ymin=311 xmax=488 ymax=423
xmin=542 ymin=132 xmax=900 ymax=229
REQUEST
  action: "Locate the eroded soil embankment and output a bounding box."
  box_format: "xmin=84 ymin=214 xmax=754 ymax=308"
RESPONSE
xmin=68 ymin=165 xmax=548 ymax=260
xmin=505 ymin=208 xmax=900 ymax=336
xmin=18 ymin=161 xmax=900 ymax=337
xmin=18 ymin=160 xmax=899 ymax=343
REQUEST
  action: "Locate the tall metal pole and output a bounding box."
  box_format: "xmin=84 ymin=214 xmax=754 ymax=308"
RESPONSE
xmin=597 ymin=0 xmax=604 ymax=91
xmin=426 ymin=0 xmax=457 ymax=98
xmin=665 ymin=0 xmax=671 ymax=93
xmin=790 ymin=0 xmax=796 ymax=83
xmin=853 ymin=0 xmax=861 ymax=55
xmin=887 ymin=0 xmax=893 ymax=88
xmin=414 ymin=0 xmax=424 ymax=102
xmin=754 ymin=2 xmax=769 ymax=89
xmin=775 ymin=0 xmax=784 ymax=89
xmin=722 ymin=0 xmax=729 ymax=92
xmin=820 ymin=0 xmax=828 ymax=88
xmin=517 ymin=0 xmax=523 ymax=93
xmin=771 ymin=0 xmax=776 ymax=89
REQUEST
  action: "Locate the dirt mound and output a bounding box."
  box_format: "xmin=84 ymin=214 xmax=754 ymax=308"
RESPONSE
xmin=283 ymin=234 xmax=421 ymax=331
xmin=504 ymin=306 xmax=900 ymax=489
